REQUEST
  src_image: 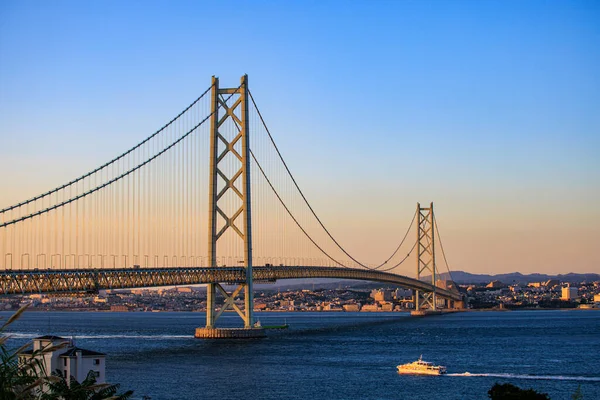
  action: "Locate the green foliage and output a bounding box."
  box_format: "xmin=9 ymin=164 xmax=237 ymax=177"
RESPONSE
xmin=0 ymin=304 xmax=44 ymax=400
xmin=0 ymin=305 xmax=133 ymax=400
xmin=41 ymin=370 xmax=133 ymax=400
xmin=488 ymin=383 xmax=551 ymax=400
xmin=537 ymin=299 xmax=577 ymax=309
xmin=571 ymin=385 xmax=583 ymax=400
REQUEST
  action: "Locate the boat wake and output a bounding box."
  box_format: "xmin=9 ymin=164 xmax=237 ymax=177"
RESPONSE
xmin=6 ymin=332 xmax=191 ymax=340
xmin=447 ymin=372 xmax=600 ymax=382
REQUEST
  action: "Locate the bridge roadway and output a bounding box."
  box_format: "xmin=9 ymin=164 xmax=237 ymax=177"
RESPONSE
xmin=0 ymin=266 xmax=462 ymax=301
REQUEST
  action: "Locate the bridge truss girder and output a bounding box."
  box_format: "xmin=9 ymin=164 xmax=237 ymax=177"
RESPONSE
xmin=0 ymin=266 xmax=462 ymax=303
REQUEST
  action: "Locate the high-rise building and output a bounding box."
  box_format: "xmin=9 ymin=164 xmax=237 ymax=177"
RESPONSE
xmin=561 ymin=286 xmax=578 ymax=300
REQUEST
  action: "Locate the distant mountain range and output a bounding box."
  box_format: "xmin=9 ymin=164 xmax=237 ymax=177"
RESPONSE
xmin=136 ymin=272 xmax=599 ymax=293
xmin=253 ymin=271 xmax=600 ymax=290
xmin=434 ymin=271 xmax=600 ymax=285
xmin=252 ymin=272 xmax=600 ymax=291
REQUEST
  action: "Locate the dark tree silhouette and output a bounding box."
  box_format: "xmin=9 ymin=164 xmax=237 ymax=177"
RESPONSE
xmin=0 ymin=305 xmax=47 ymax=400
xmin=1 ymin=305 xmax=133 ymax=400
xmin=41 ymin=370 xmax=133 ymax=400
xmin=571 ymin=385 xmax=583 ymax=400
xmin=488 ymin=383 xmax=550 ymax=400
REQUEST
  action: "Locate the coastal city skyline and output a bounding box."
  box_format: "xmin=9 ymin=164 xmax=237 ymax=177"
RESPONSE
xmin=1 ymin=1 xmax=598 ymax=275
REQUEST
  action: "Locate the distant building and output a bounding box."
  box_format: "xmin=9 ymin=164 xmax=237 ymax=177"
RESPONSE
xmin=544 ymin=279 xmax=560 ymax=288
xmin=436 ymin=297 xmax=447 ymax=308
xmin=436 ymin=280 xmax=457 ymax=291
xmin=578 ymin=303 xmax=596 ymax=309
xmin=529 ymin=280 xmax=559 ymax=288
xmin=18 ymin=336 xmax=105 ymax=385
xmin=322 ymin=303 xmax=342 ymax=311
xmin=593 ymin=294 xmax=600 ymax=304
xmin=361 ymin=304 xmax=380 ymax=312
xmin=343 ymin=304 xmax=360 ymax=312
xmin=371 ymin=289 xmax=392 ymax=302
xmin=561 ymin=286 xmax=578 ymax=300
xmin=110 ymin=305 xmax=130 ymax=312
xmin=509 ymin=285 xmax=521 ymax=293
xmin=486 ymin=280 xmax=506 ymax=289
xmin=279 ymin=300 xmax=295 ymax=307
xmin=394 ymin=288 xmax=412 ymax=299
xmin=93 ymin=296 xmax=107 ymax=303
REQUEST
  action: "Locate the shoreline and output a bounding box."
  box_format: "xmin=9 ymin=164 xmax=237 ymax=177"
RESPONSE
xmin=3 ymin=307 xmax=598 ymax=313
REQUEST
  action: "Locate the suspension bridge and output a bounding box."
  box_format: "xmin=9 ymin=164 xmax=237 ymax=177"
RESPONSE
xmin=0 ymin=75 xmax=463 ymax=338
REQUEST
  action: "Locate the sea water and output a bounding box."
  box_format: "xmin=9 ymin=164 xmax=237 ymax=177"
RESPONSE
xmin=3 ymin=310 xmax=599 ymax=400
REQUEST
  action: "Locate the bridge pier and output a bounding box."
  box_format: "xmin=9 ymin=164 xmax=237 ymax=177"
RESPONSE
xmin=410 ymin=310 xmax=443 ymax=317
xmin=452 ymin=300 xmax=465 ymax=309
xmin=195 ymin=327 xmax=265 ymax=339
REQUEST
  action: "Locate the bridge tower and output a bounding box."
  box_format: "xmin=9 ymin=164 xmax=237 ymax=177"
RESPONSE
xmin=414 ymin=202 xmax=437 ymax=311
xmin=196 ymin=75 xmax=264 ymax=338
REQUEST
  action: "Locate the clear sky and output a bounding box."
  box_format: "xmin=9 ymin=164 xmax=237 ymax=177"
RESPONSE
xmin=1 ymin=0 xmax=598 ymax=275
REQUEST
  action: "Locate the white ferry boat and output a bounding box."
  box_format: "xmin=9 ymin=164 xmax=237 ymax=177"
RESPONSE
xmin=397 ymin=356 xmax=447 ymax=376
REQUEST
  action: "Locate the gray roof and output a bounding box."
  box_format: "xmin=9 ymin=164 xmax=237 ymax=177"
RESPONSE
xmin=34 ymin=335 xmax=68 ymax=341
xmin=59 ymin=347 xmax=106 ymax=357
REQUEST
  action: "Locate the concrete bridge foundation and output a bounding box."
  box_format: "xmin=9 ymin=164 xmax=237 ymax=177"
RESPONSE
xmin=194 ymin=327 xmax=266 ymax=339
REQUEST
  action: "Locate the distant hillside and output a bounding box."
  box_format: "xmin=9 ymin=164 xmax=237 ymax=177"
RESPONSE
xmin=122 ymin=272 xmax=599 ymax=294
xmin=258 ymin=272 xmax=600 ymax=290
xmin=435 ymin=271 xmax=600 ymax=285
xmin=257 ymin=272 xmax=600 ymax=290
xmin=255 ymin=278 xmax=369 ymax=291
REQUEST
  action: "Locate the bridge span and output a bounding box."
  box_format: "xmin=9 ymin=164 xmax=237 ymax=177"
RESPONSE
xmin=0 ymin=266 xmax=462 ymax=302
xmin=1 ymin=75 xmax=464 ymax=335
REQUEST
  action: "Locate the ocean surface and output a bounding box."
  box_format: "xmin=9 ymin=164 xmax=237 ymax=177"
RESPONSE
xmin=3 ymin=310 xmax=600 ymax=400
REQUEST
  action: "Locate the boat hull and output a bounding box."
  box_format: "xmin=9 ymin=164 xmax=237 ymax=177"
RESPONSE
xmin=396 ymin=356 xmax=446 ymax=375
xmin=397 ymin=368 xmax=445 ymax=376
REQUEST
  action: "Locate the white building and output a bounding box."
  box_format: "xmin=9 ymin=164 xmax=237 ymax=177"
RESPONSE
xmin=19 ymin=335 xmax=106 ymax=385
xmin=594 ymin=294 xmax=600 ymax=304
xmin=561 ymin=286 xmax=578 ymax=300
xmin=92 ymin=296 xmax=108 ymax=303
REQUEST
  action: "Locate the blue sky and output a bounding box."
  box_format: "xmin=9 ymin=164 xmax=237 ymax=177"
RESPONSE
xmin=1 ymin=0 xmax=598 ymax=274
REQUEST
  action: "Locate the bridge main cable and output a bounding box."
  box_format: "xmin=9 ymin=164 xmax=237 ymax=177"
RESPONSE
xmin=433 ymin=214 xmax=455 ymax=284
xmin=249 ymin=89 xmax=416 ymax=271
xmin=250 ymin=150 xmax=349 ymax=268
xmin=0 ymin=84 xmax=242 ymax=228
xmin=0 ymin=84 xmax=214 ymax=215
xmin=252 ymin=149 xmax=419 ymax=271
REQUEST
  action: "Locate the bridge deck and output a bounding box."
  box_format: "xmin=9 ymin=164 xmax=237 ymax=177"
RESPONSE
xmin=0 ymin=266 xmax=462 ymax=301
